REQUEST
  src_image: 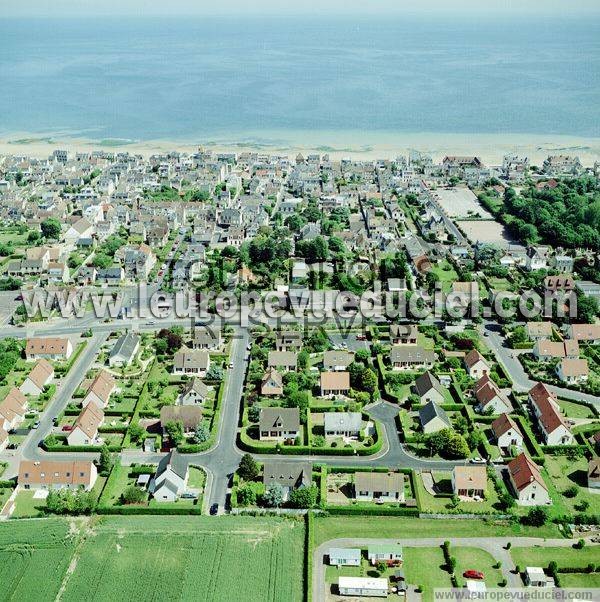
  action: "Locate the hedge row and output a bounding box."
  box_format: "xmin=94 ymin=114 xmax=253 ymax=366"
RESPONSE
xmin=325 ymin=505 xmax=419 ymax=517
xmin=96 ymin=505 xmax=202 ymax=515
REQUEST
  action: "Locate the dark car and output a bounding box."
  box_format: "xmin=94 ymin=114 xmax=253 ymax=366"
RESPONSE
xmin=210 ymin=503 xmax=219 ymax=515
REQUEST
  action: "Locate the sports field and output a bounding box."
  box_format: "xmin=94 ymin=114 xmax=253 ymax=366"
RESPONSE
xmin=0 ymin=516 xmax=305 ymax=602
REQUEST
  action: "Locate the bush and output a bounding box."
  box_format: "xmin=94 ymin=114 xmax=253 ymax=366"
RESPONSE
xmin=121 ymin=485 xmax=146 ymax=505
xmin=522 ymin=506 xmax=548 ymax=527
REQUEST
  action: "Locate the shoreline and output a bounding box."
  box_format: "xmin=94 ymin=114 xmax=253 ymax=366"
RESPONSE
xmin=1 ymin=130 xmax=600 ymax=165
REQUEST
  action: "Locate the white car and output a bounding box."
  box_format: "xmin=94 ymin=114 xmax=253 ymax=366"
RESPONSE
xmin=469 ymin=457 xmax=486 ymax=464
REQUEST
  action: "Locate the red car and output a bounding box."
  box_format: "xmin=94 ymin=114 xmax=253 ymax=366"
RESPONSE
xmin=61 ymin=425 xmax=73 ymax=432
xmin=463 ymin=570 xmax=484 ymax=580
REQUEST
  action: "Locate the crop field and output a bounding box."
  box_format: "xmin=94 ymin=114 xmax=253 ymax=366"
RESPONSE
xmin=0 ymin=516 xmax=305 ymax=602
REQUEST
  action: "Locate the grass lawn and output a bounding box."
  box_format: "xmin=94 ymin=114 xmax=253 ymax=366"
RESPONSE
xmin=403 ymin=547 xmax=450 ymax=601
xmin=557 ymin=399 xmax=595 ymax=419
xmin=452 ymin=547 xmax=504 ymax=588
xmin=415 ymin=472 xmax=502 ymax=514
xmin=560 ymin=573 xmax=600 ymax=588
xmin=543 ymin=455 xmax=600 ymax=517
xmin=430 ymin=261 xmax=459 ymax=293
xmin=312 ymin=515 xmax=562 ymax=549
xmin=188 ymin=465 xmax=206 ymax=490
xmin=511 ymin=545 xmax=600 ymax=569
xmin=11 ymin=490 xmax=46 ymax=518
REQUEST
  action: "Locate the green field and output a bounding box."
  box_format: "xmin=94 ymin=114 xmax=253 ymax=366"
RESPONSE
xmin=403 ymin=547 xmax=450 ymax=600
xmin=312 ymin=515 xmax=562 ymax=548
xmin=511 ymin=545 xmax=600 ymax=569
xmin=0 ymin=516 xmax=304 ymax=601
xmin=558 ymin=399 xmax=595 ymax=419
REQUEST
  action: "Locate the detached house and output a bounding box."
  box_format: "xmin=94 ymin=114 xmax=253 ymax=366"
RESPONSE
xmin=160 ymin=406 xmax=203 ymax=435
xmin=324 ymin=412 xmax=362 ymax=440
xmin=191 ymin=327 xmax=222 ymax=350
xmin=108 ymin=332 xmax=140 ymax=367
xmin=25 ymin=337 xmax=73 ymax=361
xmin=172 ymin=348 xmax=210 ymax=376
xmin=0 ymin=387 xmax=28 ymax=432
xmin=419 ymin=401 xmax=451 ymax=434
xmin=569 ymin=324 xmax=600 ymax=345
xmin=473 ymin=374 xmax=512 ymax=415
xmin=526 ymin=322 xmax=553 ymax=341
xmin=508 ymin=453 xmax=550 ymax=506
xmin=414 ymin=371 xmax=446 ymax=404
xmin=262 ymin=461 xmax=312 ymax=502
xmin=320 ymin=371 xmax=351 ymax=397
xmin=528 ymin=382 xmax=575 ymax=445
xmin=18 ymin=460 xmax=97 ymax=491
xmin=390 ymin=324 xmax=418 ymax=345
xmin=452 ymin=465 xmax=487 ymax=500
xmin=178 ymin=378 xmax=210 ymax=406
xmin=67 ymin=403 xmax=104 ymax=446
xmin=390 ymin=346 xmax=435 ymax=370
xmin=323 ymin=350 xmax=354 ymax=371
xmin=259 ymin=407 xmax=300 ymax=442
xmin=556 ymin=358 xmax=589 ymax=384
xmin=464 ymin=349 xmax=490 ymax=379
xmin=267 ymin=351 xmax=297 ymax=372
xmin=149 ymin=451 xmax=189 ymax=502
xmin=275 ymin=330 xmax=303 ymax=351
xmin=82 ymin=370 xmax=116 ymax=409
xmin=354 ymin=472 xmax=405 ymax=503
xmin=491 ymin=413 xmax=523 ymax=452
xmin=261 ymin=368 xmax=283 ymax=397
xmin=20 ymin=359 xmax=54 ymax=396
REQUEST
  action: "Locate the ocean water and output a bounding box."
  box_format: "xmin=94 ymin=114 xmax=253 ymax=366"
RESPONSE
xmin=0 ymin=15 xmax=599 ymax=143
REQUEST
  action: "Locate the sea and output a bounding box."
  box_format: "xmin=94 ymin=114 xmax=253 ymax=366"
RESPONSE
xmin=0 ymin=15 xmax=599 ymax=146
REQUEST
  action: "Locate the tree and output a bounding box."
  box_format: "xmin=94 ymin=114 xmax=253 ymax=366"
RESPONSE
xmin=193 ymin=423 xmax=209 ymax=444
xmin=262 ymin=483 xmax=284 ymax=508
xmin=98 ymin=445 xmax=114 ymax=475
xmin=376 ymin=561 xmax=388 ymax=575
xmin=122 ymin=485 xmax=146 ymax=504
xmin=247 ymin=405 xmax=261 ymax=423
xmin=360 ymin=368 xmax=378 ymax=396
xmin=164 ymin=420 xmax=184 ymax=446
xmin=523 ymin=506 xmax=548 ymax=527
xmin=236 ymin=485 xmax=257 ymax=507
xmin=289 ymin=486 xmax=318 ymax=509
xmin=156 ymin=328 xmax=183 ymax=354
xmin=238 ymin=453 xmax=259 ymax=481
xmin=128 ymin=422 xmax=146 ymax=444
xmin=41 ymin=218 xmax=61 ymax=240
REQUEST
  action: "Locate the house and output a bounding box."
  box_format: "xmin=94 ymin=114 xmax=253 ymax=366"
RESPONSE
xmin=82 ymin=370 xmax=116 ymax=409
xmin=587 ymin=458 xmax=600 ymax=489
xmin=328 ymin=548 xmax=361 ymax=567
xmin=267 ymin=351 xmax=297 ymax=372
xmin=65 ymin=217 xmax=94 ymax=245
xmin=96 ymin=267 xmax=124 ymax=284
xmin=452 ymin=465 xmax=487 ymax=499
xmin=491 ymin=413 xmax=523 ymax=452
xmin=25 ymin=337 xmax=73 ymax=361
xmin=261 ymin=368 xmax=283 ymax=396
xmin=275 ymin=330 xmax=303 ymax=351
xmin=262 ymin=460 xmax=312 ymax=501
xmin=0 ymin=387 xmax=28 ymax=431
xmin=160 ymin=406 xmax=203 ymax=435
xmin=149 ymin=451 xmax=189 ymax=502
xmin=67 ymin=403 xmax=104 ymax=446
xmin=320 ymin=371 xmax=351 ymax=397
xmin=354 ymin=472 xmax=405 ymax=503
xmin=338 ymin=577 xmax=388 ymax=598
xmin=18 ymin=460 xmax=97 ymax=490
xmin=178 ymin=378 xmax=210 ymax=406
xmin=526 ymin=322 xmax=553 ymax=341
xmin=390 ymin=324 xmax=418 ymax=345
xmin=20 ymin=359 xmax=54 ymax=396
xmin=525 ymin=246 xmax=550 ymax=271
xmin=473 ymin=374 xmax=512 ymax=415
xmin=323 ymin=350 xmax=354 ymax=371
xmin=533 ymin=339 xmax=579 ymax=361
xmin=568 ymin=323 xmax=600 ymax=344
xmin=390 ymin=346 xmax=435 ymax=370
xmin=108 ymin=332 xmax=140 ymax=367
xmin=0 ymin=428 xmax=7 ymax=453
xmin=258 ymin=407 xmax=300 ymax=442
xmin=191 ymin=327 xmax=222 ymax=350
xmin=528 ymin=382 xmax=575 ymax=445
xmin=367 ymin=544 xmax=403 ymax=566
xmin=172 ymin=348 xmax=210 ymax=376
xmin=507 ymin=453 xmax=550 ymax=506
xmin=524 ymin=567 xmax=554 ymax=588
xmin=324 ymin=412 xmax=362 ymax=439
xmin=464 ymin=350 xmax=490 ymax=379
xmin=556 ymin=358 xmax=589 ymax=384
xmin=414 ymin=371 xmax=446 ymax=404
xmin=419 ymin=401 xmax=451 ymax=434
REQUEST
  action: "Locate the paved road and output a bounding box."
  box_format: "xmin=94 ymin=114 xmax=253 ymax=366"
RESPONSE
xmin=482 ymin=320 xmax=600 ymax=407
xmin=313 ymin=536 xmax=578 ymax=602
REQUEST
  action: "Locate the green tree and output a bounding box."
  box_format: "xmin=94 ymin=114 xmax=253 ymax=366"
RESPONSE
xmin=122 ymin=485 xmax=146 ymax=504
xmin=523 ymin=506 xmax=548 ymax=527
xmin=128 ymin=422 xmax=146 ymax=444
xmin=41 ymin=218 xmax=61 ymax=240
xmin=192 ymin=423 xmax=209 ymax=444
xmin=98 ymin=445 xmax=114 ymax=475
xmin=236 ymin=485 xmax=257 ymax=507
xmin=164 ymin=420 xmax=184 ymax=446
xmin=289 ymin=485 xmax=318 ymax=509
xmin=263 ymin=483 xmax=284 ymax=508
xmin=238 ymin=453 xmax=260 ymax=481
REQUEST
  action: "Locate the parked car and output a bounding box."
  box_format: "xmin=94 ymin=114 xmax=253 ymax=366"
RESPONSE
xmin=228 ymin=362 xmax=234 ymax=369
xmin=61 ymin=425 xmax=73 ymax=431
xmin=32 ymin=421 xmax=40 ymax=429
xmin=463 ymin=570 xmax=484 ymax=580
xmin=470 ymin=457 xmax=486 ymax=464
xmin=210 ymin=503 xmax=219 ymax=515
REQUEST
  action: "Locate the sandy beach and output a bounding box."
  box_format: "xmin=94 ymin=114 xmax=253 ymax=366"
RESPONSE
xmin=1 ymin=130 xmax=599 ymax=165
